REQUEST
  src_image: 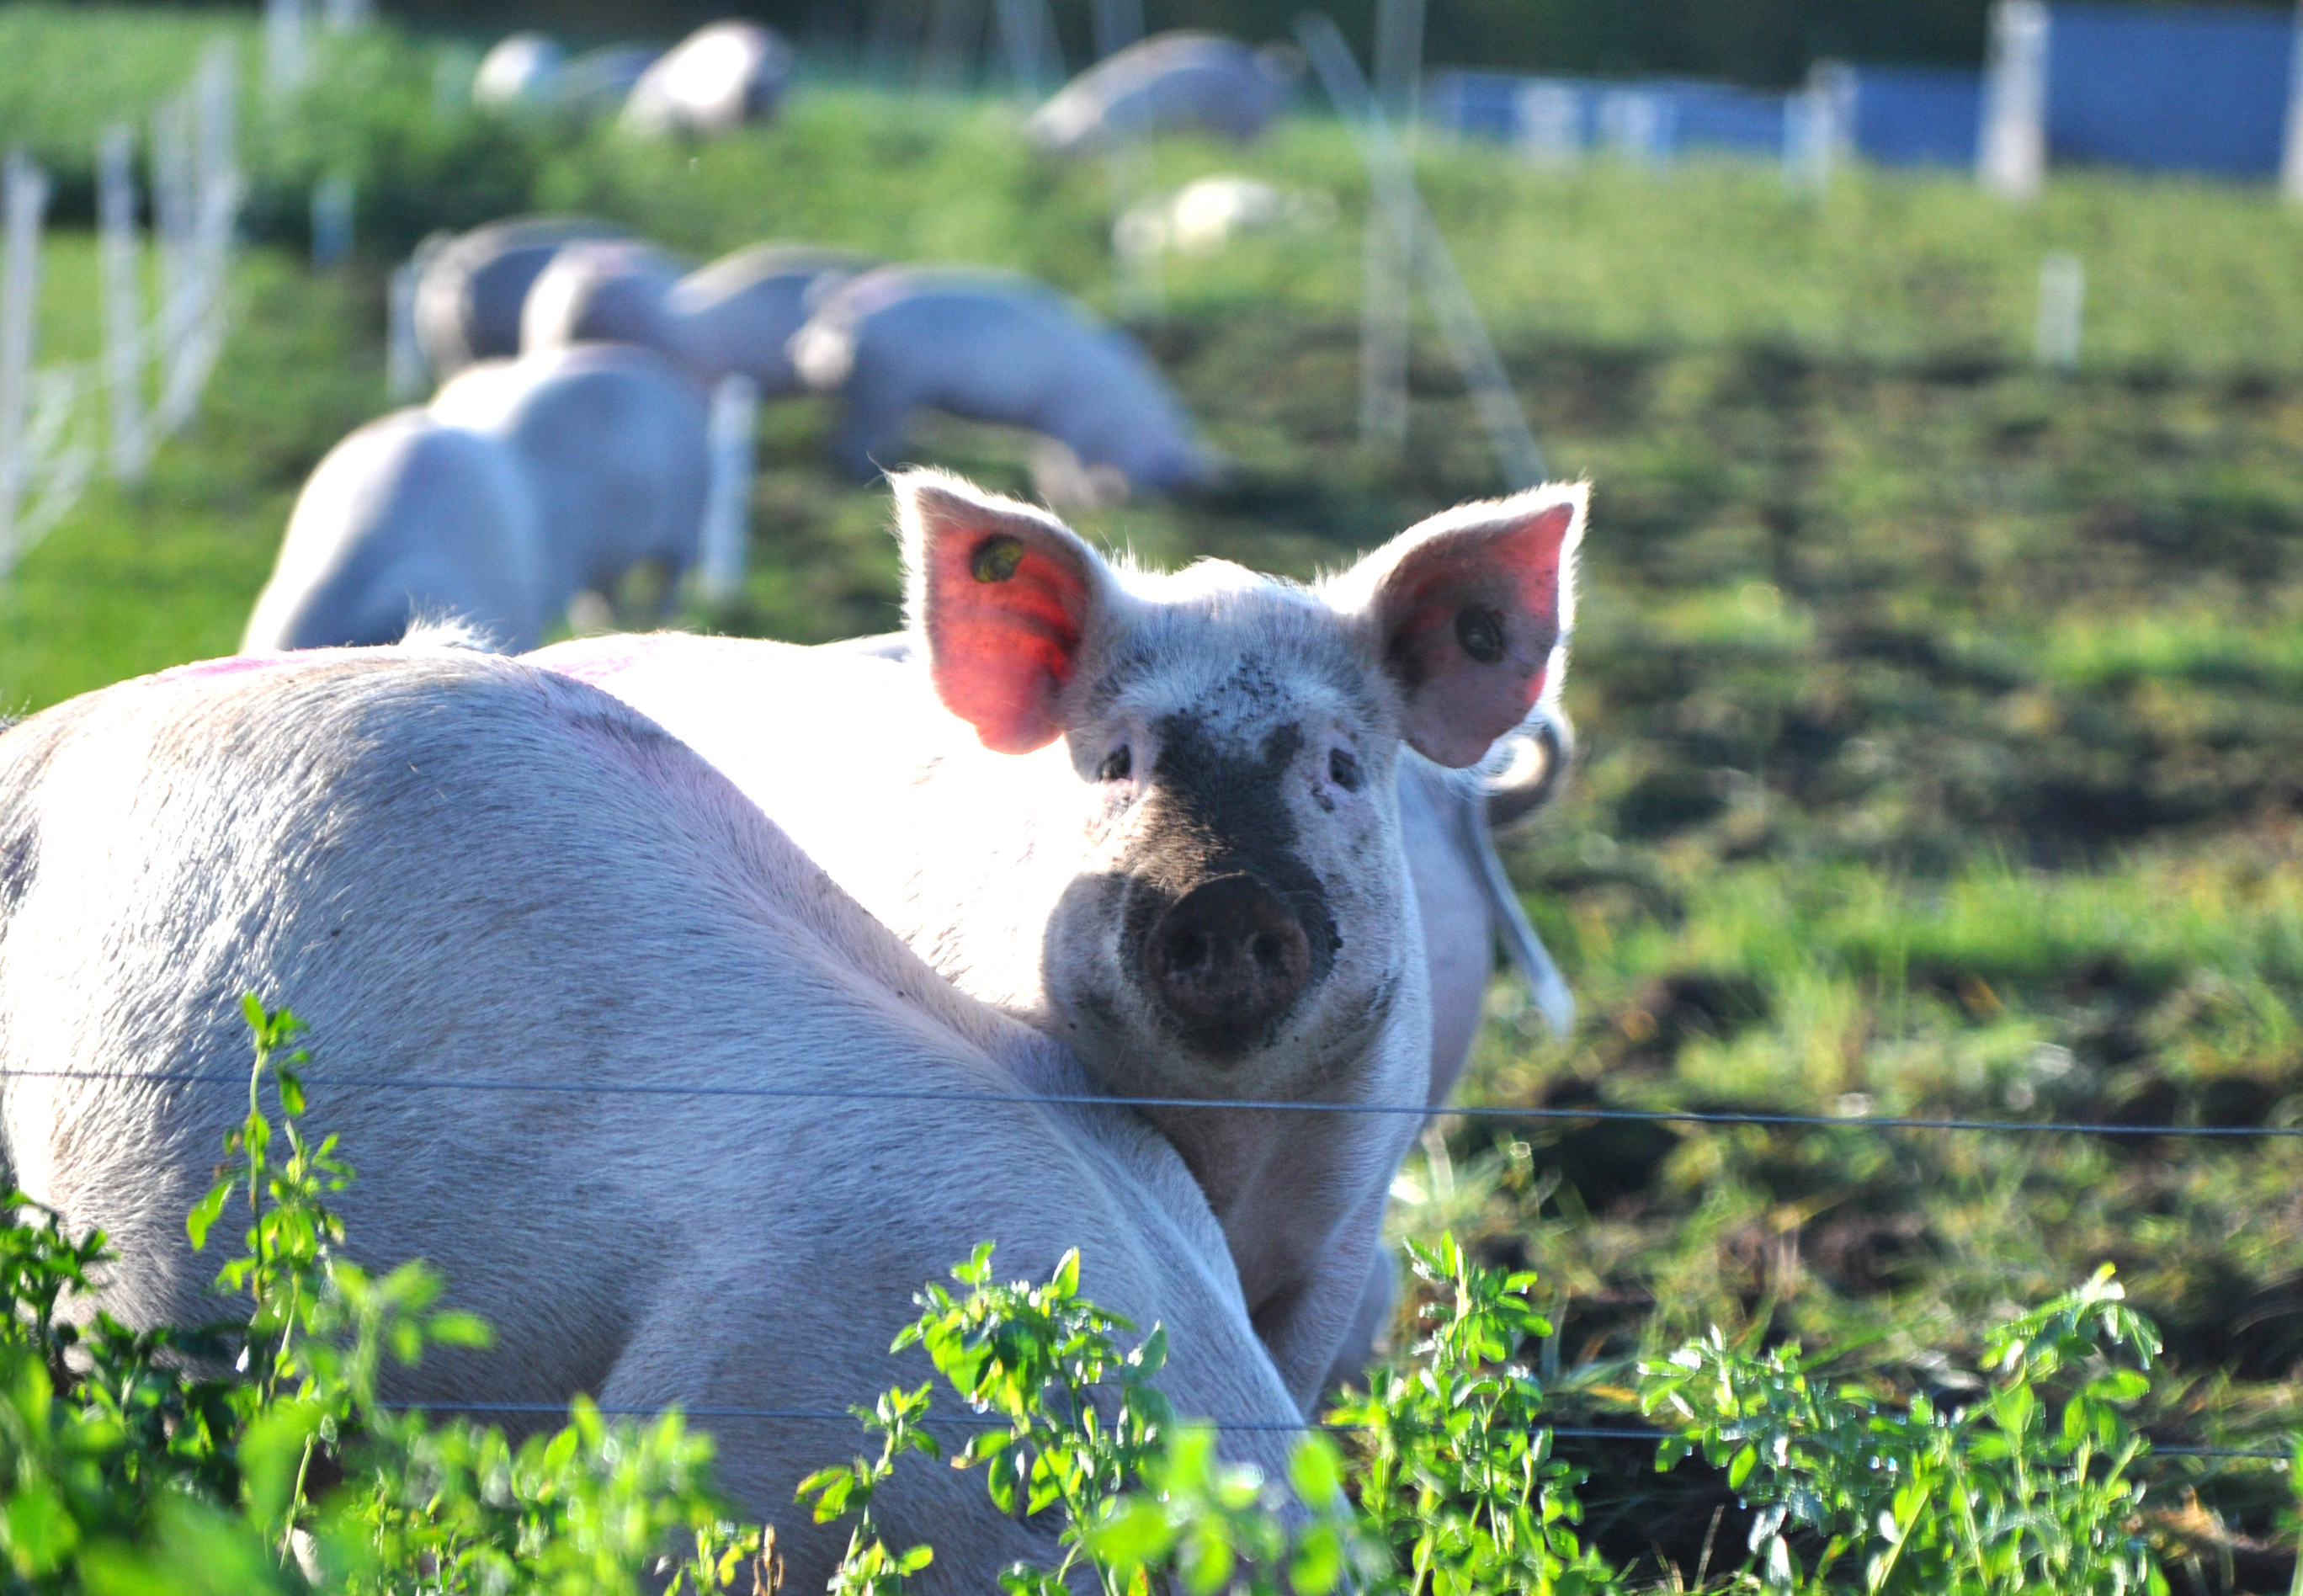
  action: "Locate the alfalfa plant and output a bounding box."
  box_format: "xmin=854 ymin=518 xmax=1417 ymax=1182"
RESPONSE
xmin=1323 ymin=1232 xmax=1618 ymax=1595
xmin=0 ymin=997 xmax=774 ymax=1594
xmin=1640 ymin=1264 xmax=2167 ymax=1593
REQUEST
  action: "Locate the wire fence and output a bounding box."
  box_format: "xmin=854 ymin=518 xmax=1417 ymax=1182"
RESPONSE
xmin=0 ymin=40 xmax=240 ymax=580
xmin=12 ymin=1067 xmax=2297 ymax=1142
xmin=364 ymin=1405 xmax=2289 ymax=1462
xmin=25 ymin=1057 xmax=2296 ymax=1467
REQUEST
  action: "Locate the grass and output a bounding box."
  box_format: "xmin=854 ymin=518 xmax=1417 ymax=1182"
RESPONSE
xmin=2 ymin=7 xmax=2303 ymax=1587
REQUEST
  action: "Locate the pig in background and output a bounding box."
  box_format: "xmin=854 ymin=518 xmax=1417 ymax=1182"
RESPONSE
xmin=791 ymin=267 xmax=1220 ymax=500
xmin=242 ymin=343 xmax=709 ymax=654
xmin=412 ymin=214 xmax=633 ymax=380
xmin=523 ymin=237 xmax=874 ymax=396
xmin=0 ymin=641 xmax=1302 ymax=1592
xmin=532 ymin=466 xmax=1586 ymax=1406
xmin=1029 ymin=32 xmax=1304 ymax=156
xmin=620 ymin=21 xmax=793 ymax=137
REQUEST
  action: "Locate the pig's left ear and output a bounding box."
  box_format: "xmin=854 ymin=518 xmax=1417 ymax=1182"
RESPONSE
xmin=896 ymin=468 xmax=1119 ymax=755
xmin=1329 ymin=484 xmax=1584 ymax=769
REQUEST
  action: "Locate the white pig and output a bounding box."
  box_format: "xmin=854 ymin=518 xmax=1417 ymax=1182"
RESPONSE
xmin=244 ymin=343 xmax=710 ymax=654
xmin=1028 ymin=32 xmax=1302 ymax=156
xmin=524 ymin=238 xmax=871 ymax=396
xmin=815 ymin=630 xmax=1575 ymax=1389
xmin=790 ymin=267 xmax=1216 ymax=494
xmin=413 ymin=215 xmax=631 ymax=380
xmin=0 ymin=644 xmax=1301 ymax=1591
xmin=621 ymin=21 xmax=792 ymax=137
xmin=529 ymin=467 xmax=1585 ymax=1406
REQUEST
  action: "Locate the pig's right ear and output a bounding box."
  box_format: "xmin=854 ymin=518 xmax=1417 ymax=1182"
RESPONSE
xmin=896 ymin=469 xmax=1116 ymax=755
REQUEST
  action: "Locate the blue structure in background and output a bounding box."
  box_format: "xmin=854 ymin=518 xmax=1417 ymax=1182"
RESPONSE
xmin=1428 ymin=2 xmax=2300 ymax=184
xmin=1838 ymin=65 xmax=1983 ymax=168
xmin=1427 ymin=70 xmax=1790 ymax=161
xmin=2046 ymin=3 xmax=2291 ymax=176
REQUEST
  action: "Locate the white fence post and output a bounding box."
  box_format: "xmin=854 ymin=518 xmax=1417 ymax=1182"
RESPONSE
xmin=1785 ymin=63 xmax=1852 ymax=194
xmin=2035 ymin=251 xmax=2082 ymax=372
xmin=386 ymin=257 xmax=426 ymax=402
xmin=311 ymin=173 xmax=354 ymax=269
xmin=2282 ymin=4 xmax=2303 ymax=203
xmin=1359 ymin=0 xmax=1421 ymax=451
xmin=698 ymin=375 xmax=759 ymax=609
xmin=265 ymin=0 xmax=308 ymax=97
xmin=97 ymin=125 xmax=148 ymax=486
xmin=0 ymin=152 xmax=50 ymax=580
xmin=156 ymin=41 xmax=239 ymax=437
xmin=993 ymin=0 xmax=1060 ymax=102
xmin=1979 ymin=0 xmax=2050 ymax=200
xmin=1513 ymin=81 xmax=1581 ymax=168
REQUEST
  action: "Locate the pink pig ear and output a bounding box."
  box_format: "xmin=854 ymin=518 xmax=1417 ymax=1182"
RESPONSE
xmin=1332 ymin=484 xmax=1585 ymax=769
xmin=896 ymin=470 xmax=1114 ymax=755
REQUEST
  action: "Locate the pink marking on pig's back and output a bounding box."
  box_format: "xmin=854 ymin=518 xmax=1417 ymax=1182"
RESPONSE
xmin=140 ymin=653 xmax=299 ymax=687
xmin=524 ymin=632 xmax=747 ymax=686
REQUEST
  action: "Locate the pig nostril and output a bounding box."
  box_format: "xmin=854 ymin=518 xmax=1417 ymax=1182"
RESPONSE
xmin=1144 ymin=875 xmax=1317 ymax=1054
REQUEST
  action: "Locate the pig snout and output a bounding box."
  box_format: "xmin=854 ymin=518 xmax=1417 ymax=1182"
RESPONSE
xmin=1146 ymin=873 xmax=1315 ymax=1054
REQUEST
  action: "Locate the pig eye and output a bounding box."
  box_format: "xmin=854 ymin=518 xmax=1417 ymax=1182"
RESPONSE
xmin=1098 ymin=746 xmax=1133 ymax=782
xmin=1328 ymin=748 xmax=1363 ymax=791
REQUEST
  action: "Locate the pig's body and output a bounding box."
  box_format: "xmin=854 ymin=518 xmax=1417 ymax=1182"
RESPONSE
xmin=247 ymin=345 xmax=710 ymax=654
xmin=790 ymin=268 xmax=1214 ymax=493
xmin=413 ymin=215 xmax=631 ymax=380
xmin=610 ymin=630 xmax=1573 ymax=1391
xmin=531 ymin=469 xmax=1586 ymax=1406
xmin=524 ymin=240 xmax=871 ymax=396
xmin=428 ymin=343 xmax=711 ymax=624
xmin=621 ymin=21 xmax=791 ymax=137
xmin=0 ymin=646 xmax=1300 ymax=1592
xmin=1028 ymin=32 xmax=1298 ymax=156
xmin=242 ymin=410 xmax=543 ymax=651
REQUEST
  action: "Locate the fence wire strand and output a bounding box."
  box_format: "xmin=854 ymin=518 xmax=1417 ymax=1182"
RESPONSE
xmin=367 ymin=1402 xmax=2288 ymax=1460
xmin=8 ymin=1067 xmax=2297 ymax=1141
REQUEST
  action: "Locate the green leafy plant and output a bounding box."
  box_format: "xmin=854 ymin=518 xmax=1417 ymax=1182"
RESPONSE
xmin=1641 ymin=1264 xmax=2167 ymax=1593
xmin=1330 ymin=1233 xmax=1619 ymax=1596
xmin=0 ymin=998 xmax=773 ymax=1595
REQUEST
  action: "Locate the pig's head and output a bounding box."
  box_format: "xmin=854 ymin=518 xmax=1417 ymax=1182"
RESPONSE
xmin=897 ymin=468 xmax=1582 ymax=1103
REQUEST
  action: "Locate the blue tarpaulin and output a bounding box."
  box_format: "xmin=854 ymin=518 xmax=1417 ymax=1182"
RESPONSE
xmin=1427 ymin=70 xmax=1790 ymax=161
xmin=1428 ymin=5 xmax=2297 ymax=182
xmin=1843 ymin=65 xmax=1983 ymax=167
xmin=2046 ymin=3 xmax=2292 ymax=176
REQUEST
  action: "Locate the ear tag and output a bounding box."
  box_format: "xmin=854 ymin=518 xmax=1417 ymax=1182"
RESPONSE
xmin=1455 ymin=605 xmax=1506 ymax=663
xmin=971 ymin=535 xmax=1026 ymax=583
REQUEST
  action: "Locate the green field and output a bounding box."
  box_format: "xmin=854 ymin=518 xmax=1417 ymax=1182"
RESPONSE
xmin=5 ymin=8 xmax=2303 ymax=1587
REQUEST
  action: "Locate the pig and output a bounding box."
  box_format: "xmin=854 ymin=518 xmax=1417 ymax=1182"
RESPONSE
xmin=621 ymin=21 xmax=793 ymax=137
xmin=241 ymin=410 xmax=541 ymax=652
xmin=561 ymin=44 xmax=664 ymax=119
xmin=413 ymin=215 xmax=632 ymax=380
xmin=472 ymin=33 xmax=565 ymax=109
xmin=774 ymin=630 xmax=1577 ymax=1390
xmin=529 ymin=466 xmax=1586 ymax=1406
xmin=524 ymin=239 xmax=872 ymax=397
xmin=1028 ymin=32 xmax=1302 ymax=157
xmin=243 ymin=343 xmax=710 ymax=654
xmin=519 ymin=239 xmax=694 ymax=361
xmin=790 ymin=268 xmax=1216 ymax=494
xmin=0 ymin=643 xmax=1303 ymax=1591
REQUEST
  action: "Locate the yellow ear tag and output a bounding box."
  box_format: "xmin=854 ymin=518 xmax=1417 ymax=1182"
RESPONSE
xmin=971 ymin=535 xmax=1026 ymax=583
